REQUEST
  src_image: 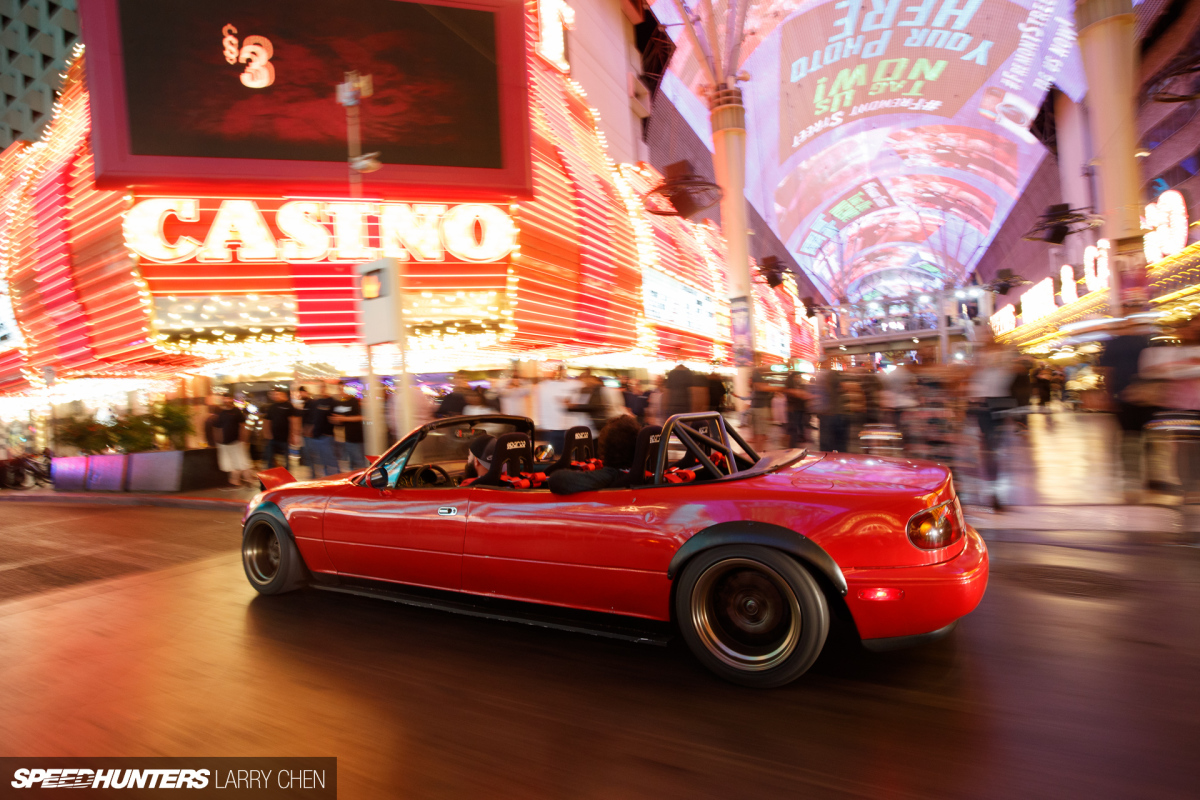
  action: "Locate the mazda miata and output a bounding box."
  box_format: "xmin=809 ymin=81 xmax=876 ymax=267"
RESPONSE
xmin=242 ymin=412 xmax=988 ymax=687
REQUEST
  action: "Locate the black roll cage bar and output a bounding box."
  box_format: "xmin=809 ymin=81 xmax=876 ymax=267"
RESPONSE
xmin=651 ymin=412 xmax=760 ymax=485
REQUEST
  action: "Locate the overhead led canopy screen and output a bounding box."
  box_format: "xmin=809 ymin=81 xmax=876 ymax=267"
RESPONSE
xmin=722 ymin=0 xmax=1087 ymax=301
xmin=79 ymin=0 xmax=532 ymax=198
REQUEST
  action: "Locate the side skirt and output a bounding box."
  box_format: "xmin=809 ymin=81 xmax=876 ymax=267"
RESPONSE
xmin=311 ymin=578 xmax=674 ymax=646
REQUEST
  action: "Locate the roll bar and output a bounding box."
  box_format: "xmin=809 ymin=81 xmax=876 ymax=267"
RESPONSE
xmin=651 ymin=412 xmax=761 ymax=485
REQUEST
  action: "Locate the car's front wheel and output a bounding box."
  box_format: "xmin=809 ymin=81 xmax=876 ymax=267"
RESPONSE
xmin=675 ymin=545 xmax=828 ymax=688
xmin=242 ymin=516 xmax=308 ymax=595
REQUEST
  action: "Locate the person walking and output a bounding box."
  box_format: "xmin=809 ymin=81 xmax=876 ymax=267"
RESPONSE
xmin=1136 ymin=315 xmax=1200 ymax=499
xmin=534 ymin=366 xmax=579 ymax=453
xmin=967 ymin=341 xmax=1019 ymax=510
xmin=435 ymin=374 xmax=471 ymax=418
xmin=498 ymin=376 xmax=532 ymax=417
xmin=664 ymin=358 xmax=696 ymax=418
xmin=645 ymin=375 xmax=665 ymax=426
xmin=748 ymin=355 xmax=777 ymax=453
xmin=568 ymin=371 xmax=610 ymax=432
xmin=203 ymin=401 xmax=221 ymax=448
xmin=1098 ymin=317 xmax=1153 ymax=493
xmin=302 ymin=384 xmax=337 ymax=478
xmin=262 ymin=388 xmax=299 ymax=469
xmin=783 ymin=370 xmax=810 ymax=448
xmin=330 ymin=384 xmax=367 ymax=471
xmin=215 ymin=394 xmax=254 ymax=488
xmin=623 ymin=378 xmax=649 ymax=424
xmin=815 ymin=366 xmax=850 ymax=452
xmin=707 ymin=370 xmax=728 ymax=414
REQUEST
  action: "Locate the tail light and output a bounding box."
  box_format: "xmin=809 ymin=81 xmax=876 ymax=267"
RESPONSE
xmin=906 ymin=497 xmax=965 ymax=550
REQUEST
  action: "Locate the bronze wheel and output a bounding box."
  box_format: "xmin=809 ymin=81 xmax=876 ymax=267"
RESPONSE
xmin=241 ymin=515 xmax=308 ymax=595
xmin=691 ymin=558 xmax=802 ymax=672
xmin=243 ymin=521 xmax=282 ymax=586
xmin=676 ymin=544 xmax=829 ymax=688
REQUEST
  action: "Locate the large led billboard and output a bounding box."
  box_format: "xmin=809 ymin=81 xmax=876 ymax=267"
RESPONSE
xmin=653 ymin=0 xmax=1087 ymax=302
xmin=79 ymin=0 xmax=531 ymax=198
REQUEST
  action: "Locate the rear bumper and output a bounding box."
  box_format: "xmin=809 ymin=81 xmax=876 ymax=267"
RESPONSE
xmin=846 ymin=527 xmax=989 ymax=642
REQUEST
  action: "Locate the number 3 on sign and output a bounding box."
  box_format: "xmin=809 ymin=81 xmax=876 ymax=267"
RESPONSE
xmin=221 ymin=24 xmax=275 ymax=89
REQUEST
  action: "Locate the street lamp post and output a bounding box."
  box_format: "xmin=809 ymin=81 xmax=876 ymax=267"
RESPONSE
xmin=1075 ymin=0 xmax=1146 ymax=315
xmin=670 ymin=0 xmax=755 ymax=402
xmin=337 ymin=71 xmax=392 ymax=456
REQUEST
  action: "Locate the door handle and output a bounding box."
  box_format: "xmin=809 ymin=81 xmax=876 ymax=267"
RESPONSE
xmin=437 ymin=506 xmax=458 ymax=516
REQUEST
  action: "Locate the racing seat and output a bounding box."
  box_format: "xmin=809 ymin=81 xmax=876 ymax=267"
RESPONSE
xmin=545 ymin=426 xmax=598 ymax=473
xmin=619 ymin=424 xmax=662 ymax=487
xmin=471 ymin=433 xmax=544 ymax=488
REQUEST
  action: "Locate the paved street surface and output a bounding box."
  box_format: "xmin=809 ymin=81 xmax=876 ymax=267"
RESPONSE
xmin=0 ymin=503 xmax=1196 ymax=798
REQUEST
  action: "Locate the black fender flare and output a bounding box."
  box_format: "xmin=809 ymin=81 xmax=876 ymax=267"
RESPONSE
xmin=667 ymin=521 xmax=848 ymax=596
xmin=243 ymin=501 xmax=294 ymax=542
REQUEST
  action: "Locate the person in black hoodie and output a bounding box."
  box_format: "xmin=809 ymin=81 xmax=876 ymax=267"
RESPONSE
xmin=435 ymin=374 xmax=471 ymax=418
xmin=567 ymin=371 xmax=610 ymax=432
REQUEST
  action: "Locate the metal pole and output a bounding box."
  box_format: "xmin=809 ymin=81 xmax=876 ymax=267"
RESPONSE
xmin=394 ymin=259 xmax=411 ymax=439
xmin=345 ymin=72 xmax=364 ymax=199
xmin=1075 ymin=0 xmax=1145 ymax=314
xmin=364 ymin=344 xmax=386 ymax=456
xmin=710 ymin=84 xmax=754 ymax=402
xmin=341 ymin=70 xmax=385 ymax=453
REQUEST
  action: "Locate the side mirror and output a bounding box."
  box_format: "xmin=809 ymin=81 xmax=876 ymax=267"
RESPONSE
xmin=533 ymin=443 xmax=554 ymax=462
xmin=366 ymin=467 xmax=388 ymax=489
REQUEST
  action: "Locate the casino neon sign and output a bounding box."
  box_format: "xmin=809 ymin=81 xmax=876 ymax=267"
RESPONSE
xmin=124 ymin=198 xmax=518 ymax=265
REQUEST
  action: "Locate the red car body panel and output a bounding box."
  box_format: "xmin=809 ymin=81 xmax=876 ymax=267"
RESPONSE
xmin=248 ymin=451 xmax=988 ymax=642
xmin=844 ymin=528 xmax=989 ymax=639
xmin=323 ymin=482 xmax=464 ymax=590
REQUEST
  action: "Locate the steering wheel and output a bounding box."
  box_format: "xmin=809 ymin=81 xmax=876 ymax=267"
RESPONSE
xmin=413 ymin=464 xmax=451 ymax=487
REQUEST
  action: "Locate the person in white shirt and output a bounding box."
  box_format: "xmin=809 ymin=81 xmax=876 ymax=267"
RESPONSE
xmin=967 ymin=342 xmax=1019 ymax=509
xmin=534 ymin=367 xmax=582 ymax=453
xmin=498 ymin=376 xmax=533 ymax=417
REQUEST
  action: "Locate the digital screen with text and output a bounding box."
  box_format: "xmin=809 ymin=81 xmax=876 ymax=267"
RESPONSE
xmin=116 ymin=0 xmax=502 ymax=168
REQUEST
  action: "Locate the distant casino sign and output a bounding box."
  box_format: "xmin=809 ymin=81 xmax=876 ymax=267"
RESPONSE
xmin=124 ymin=199 xmax=517 ymax=265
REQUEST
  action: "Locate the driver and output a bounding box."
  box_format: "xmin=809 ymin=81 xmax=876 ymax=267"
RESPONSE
xmin=460 ymin=434 xmax=495 ymax=486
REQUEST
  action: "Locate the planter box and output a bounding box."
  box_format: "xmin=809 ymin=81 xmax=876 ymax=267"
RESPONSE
xmin=85 ymin=454 xmax=127 ymax=492
xmin=51 ymin=456 xmax=89 ymax=492
xmin=127 ymin=448 xmax=227 ymax=492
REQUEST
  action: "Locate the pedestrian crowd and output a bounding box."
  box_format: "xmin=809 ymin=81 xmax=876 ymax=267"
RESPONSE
xmin=205 ymin=321 xmax=1200 ymax=506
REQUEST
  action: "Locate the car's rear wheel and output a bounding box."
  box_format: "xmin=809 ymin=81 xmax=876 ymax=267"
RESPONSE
xmin=242 ymin=516 xmax=308 ymax=594
xmin=676 ymin=545 xmax=828 ymax=688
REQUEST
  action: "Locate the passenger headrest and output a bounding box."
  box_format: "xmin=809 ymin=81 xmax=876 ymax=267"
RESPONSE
xmin=473 ymin=432 xmax=533 ymax=486
xmin=545 ymin=426 xmax=594 ymax=473
xmin=629 ymin=425 xmax=663 ymax=484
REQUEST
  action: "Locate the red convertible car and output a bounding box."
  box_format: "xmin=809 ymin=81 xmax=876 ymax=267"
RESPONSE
xmin=242 ymin=412 xmax=988 ymax=688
